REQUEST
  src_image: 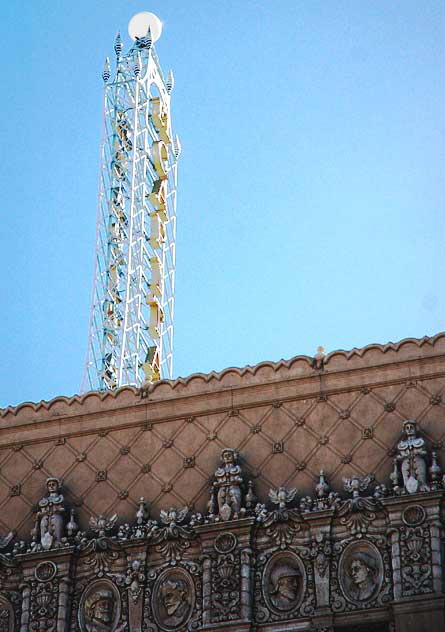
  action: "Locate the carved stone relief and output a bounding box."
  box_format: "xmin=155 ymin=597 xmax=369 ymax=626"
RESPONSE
xmin=0 ymin=597 xmax=13 ymax=632
xmin=399 ymin=523 xmax=433 ymax=596
xmin=338 ymin=541 xmax=383 ymax=605
xmin=79 ymin=579 xmax=121 ymax=632
xmin=212 ymin=448 xmax=244 ymax=520
xmin=152 ymin=567 xmax=195 ymax=631
xmin=262 ymin=551 xmax=306 ymax=614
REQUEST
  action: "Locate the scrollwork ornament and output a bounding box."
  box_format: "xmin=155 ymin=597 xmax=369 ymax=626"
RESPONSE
xmin=126 ymin=559 xmax=145 ymax=604
xmin=210 ymin=551 xmax=240 ymax=622
xmin=310 ymin=532 xmax=332 ymax=578
xmin=257 ymin=495 xmax=303 ymax=549
xmin=399 ymin=524 xmax=433 ymax=596
xmin=151 ymin=507 xmax=195 ymax=564
xmin=337 ymin=476 xmax=380 ymax=536
xmin=30 ymin=577 xmax=58 ymax=630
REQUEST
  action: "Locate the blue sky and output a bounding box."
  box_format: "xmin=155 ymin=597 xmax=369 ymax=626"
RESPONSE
xmin=1 ymin=1 xmax=444 ymax=407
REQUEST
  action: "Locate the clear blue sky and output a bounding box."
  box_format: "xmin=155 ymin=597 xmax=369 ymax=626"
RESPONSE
xmin=1 ymin=1 xmax=444 ymax=407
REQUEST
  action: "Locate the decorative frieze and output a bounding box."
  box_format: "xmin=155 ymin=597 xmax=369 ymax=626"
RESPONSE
xmin=0 ymin=420 xmax=443 ymax=630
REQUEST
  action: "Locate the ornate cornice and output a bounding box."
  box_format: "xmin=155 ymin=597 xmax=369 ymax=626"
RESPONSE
xmin=1 ymin=332 xmax=444 ymax=420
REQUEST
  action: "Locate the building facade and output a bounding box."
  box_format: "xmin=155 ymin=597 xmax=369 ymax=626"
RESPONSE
xmin=0 ymin=333 xmax=445 ymax=631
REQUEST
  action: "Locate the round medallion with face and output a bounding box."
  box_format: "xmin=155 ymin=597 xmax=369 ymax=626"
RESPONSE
xmin=152 ymin=568 xmax=195 ymax=631
xmin=263 ymin=552 xmax=305 ymax=614
xmin=339 ymin=541 xmax=383 ymax=605
xmin=78 ymin=580 xmax=121 ymax=632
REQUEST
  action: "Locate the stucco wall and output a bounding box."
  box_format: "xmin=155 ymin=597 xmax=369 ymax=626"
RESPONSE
xmin=1 ymin=333 xmax=444 ymax=539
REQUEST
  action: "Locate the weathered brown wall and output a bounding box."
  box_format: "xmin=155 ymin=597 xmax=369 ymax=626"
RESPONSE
xmin=1 ymin=333 xmax=444 ymax=540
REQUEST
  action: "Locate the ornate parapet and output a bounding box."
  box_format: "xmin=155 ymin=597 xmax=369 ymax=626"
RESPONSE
xmin=0 ymin=426 xmax=443 ymax=631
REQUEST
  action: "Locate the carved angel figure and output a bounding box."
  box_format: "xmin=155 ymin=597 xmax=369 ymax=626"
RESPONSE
xmin=396 ymin=420 xmax=429 ymax=494
xmin=213 ymin=448 xmax=243 ymax=520
xmin=269 ymin=487 xmax=298 ymax=510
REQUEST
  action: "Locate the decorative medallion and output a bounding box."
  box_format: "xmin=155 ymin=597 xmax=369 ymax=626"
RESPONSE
xmin=402 ymin=505 xmax=426 ymax=527
xmin=215 ymin=532 xmax=237 ymax=554
xmin=338 ymin=541 xmax=383 ymax=605
xmin=152 ymin=567 xmax=195 ymax=631
xmin=35 ymin=561 xmax=57 ymax=583
xmin=262 ymin=551 xmax=306 ymax=614
xmin=78 ymin=579 xmax=121 ymax=632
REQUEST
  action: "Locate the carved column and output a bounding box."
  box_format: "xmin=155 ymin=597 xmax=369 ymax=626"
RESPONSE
xmin=19 ymin=582 xmax=30 ymax=632
xmin=383 ymin=491 xmax=445 ymax=632
xmin=196 ymin=518 xmax=255 ymax=632
xmin=18 ymin=548 xmax=75 ymax=632
xmin=201 ymin=554 xmax=212 ymax=625
xmin=125 ymin=546 xmax=147 ymax=632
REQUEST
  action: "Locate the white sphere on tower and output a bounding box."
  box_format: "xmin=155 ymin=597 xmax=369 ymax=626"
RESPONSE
xmin=128 ymin=12 xmax=163 ymax=43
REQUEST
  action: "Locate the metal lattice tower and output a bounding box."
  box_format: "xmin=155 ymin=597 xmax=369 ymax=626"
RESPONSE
xmin=82 ymin=13 xmax=180 ymax=392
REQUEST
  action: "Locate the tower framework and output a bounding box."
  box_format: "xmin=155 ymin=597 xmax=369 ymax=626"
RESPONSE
xmin=82 ymin=20 xmax=180 ymax=392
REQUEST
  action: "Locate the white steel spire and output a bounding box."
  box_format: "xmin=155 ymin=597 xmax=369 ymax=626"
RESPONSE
xmin=82 ymin=13 xmax=179 ymax=392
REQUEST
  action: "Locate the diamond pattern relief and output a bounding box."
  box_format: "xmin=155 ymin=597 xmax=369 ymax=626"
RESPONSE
xmin=151 ymin=449 xmax=183 ymax=482
xmin=304 ymin=401 xmax=337 ymax=436
xmin=86 ymin=438 xmax=120 ymax=470
xmin=108 ymin=456 xmax=141 ymax=489
xmin=2 ymin=370 xmax=445 ymax=538
xmin=1 ymin=452 xmax=33 ymax=482
xmin=396 ymin=388 xmax=431 ymax=420
xmin=287 ymin=428 xmax=318 ymax=463
xmin=63 ymin=462 xmax=96 ymax=496
xmin=261 ymin=408 xmax=294 ymax=441
xmin=43 ymin=444 xmax=77 ymax=478
xmin=217 ymin=416 xmax=251 ymax=448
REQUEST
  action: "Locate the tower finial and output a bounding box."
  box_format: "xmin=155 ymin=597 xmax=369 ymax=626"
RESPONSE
xmin=114 ymin=32 xmax=122 ymax=58
xmin=102 ymin=57 xmax=111 ymax=83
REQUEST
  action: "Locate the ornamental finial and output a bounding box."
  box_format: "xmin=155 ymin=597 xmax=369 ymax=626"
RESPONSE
xmin=114 ymin=32 xmax=122 ymax=58
xmin=102 ymin=57 xmax=111 ymax=82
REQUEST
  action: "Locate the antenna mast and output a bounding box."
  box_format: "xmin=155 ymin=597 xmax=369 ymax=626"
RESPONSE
xmin=82 ymin=13 xmax=180 ymax=391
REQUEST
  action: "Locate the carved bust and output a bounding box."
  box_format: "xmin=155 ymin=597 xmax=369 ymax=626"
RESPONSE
xmin=79 ymin=581 xmax=121 ymax=632
xmin=269 ymin=562 xmax=301 ymax=611
xmin=347 ymin=553 xmax=379 ymax=602
xmin=263 ymin=552 xmax=305 ymax=614
xmin=159 ymin=579 xmax=190 ymax=626
xmin=152 ymin=568 xmax=194 ymax=630
xmin=84 ymin=589 xmax=115 ymax=632
xmin=339 ymin=542 xmax=383 ymax=604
